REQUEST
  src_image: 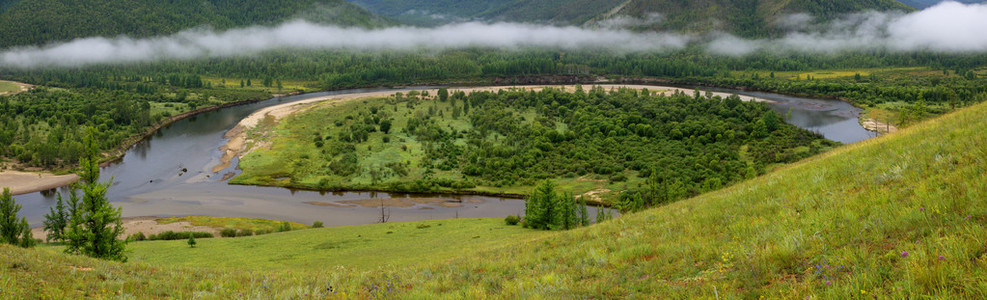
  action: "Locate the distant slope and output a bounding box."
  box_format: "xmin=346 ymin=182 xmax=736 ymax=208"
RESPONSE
xmin=0 ymin=0 xmax=392 ymax=49
xmin=897 ymin=0 xmax=985 ymax=9
xmin=483 ymin=0 xmax=914 ymax=37
xmin=3 ymin=91 xmax=986 ymax=297
xmin=347 ymin=0 xmax=515 ymax=26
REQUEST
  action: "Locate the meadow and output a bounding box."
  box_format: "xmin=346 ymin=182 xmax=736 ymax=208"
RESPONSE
xmin=3 ymin=82 xmax=983 ymax=299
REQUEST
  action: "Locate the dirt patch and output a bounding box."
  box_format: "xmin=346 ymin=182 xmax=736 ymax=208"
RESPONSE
xmin=580 ymin=188 xmax=612 ymax=205
xmin=0 ymin=80 xmax=33 ymax=96
xmin=0 ymin=171 xmax=79 ymax=196
xmin=31 ymin=216 xmax=219 ymax=241
xmin=860 ymin=118 xmax=898 ymax=134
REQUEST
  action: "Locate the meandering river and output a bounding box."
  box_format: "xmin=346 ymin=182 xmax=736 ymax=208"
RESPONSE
xmin=17 ymin=85 xmax=878 ymax=226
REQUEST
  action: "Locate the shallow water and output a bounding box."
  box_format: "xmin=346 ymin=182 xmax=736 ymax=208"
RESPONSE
xmin=16 ymin=85 xmax=877 ymax=226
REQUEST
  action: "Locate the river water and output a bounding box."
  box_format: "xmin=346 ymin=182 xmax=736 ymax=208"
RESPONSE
xmin=16 ymin=85 xmax=878 ymax=226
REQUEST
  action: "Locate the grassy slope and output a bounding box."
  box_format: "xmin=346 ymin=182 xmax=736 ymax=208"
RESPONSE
xmin=128 ymin=218 xmax=549 ymax=271
xmin=2 ymin=100 xmax=986 ymax=298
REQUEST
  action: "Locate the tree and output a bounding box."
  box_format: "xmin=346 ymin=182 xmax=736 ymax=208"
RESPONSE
xmin=63 ymin=127 xmax=126 ymax=261
xmin=578 ymin=196 xmax=590 ymax=227
xmin=187 ymin=235 xmax=197 ymax=248
xmin=438 ymin=88 xmax=449 ymax=102
xmin=379 ymin=119 xmax=392 ymax=134
xmin=19 ymin=218 xmax=35 ymax=248
xmin=1 ymin=188 xmax=23 ymax=245
xmin=43 ymin=192 xmax=69 ymax=242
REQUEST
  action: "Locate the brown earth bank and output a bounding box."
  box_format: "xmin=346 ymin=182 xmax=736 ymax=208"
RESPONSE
xmin=30 ymin=216 xmax=219 ymax=241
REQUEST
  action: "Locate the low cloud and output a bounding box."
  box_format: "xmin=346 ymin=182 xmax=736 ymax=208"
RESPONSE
xmin=1 ymin=1 xmax=986 ymax=68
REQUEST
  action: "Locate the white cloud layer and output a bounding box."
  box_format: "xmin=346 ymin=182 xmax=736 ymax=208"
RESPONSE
xmin=1 ymin=1 xmax=986 ymax=68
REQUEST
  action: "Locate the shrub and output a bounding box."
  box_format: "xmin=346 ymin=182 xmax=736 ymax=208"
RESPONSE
xmin=254 ymin=229 xmax=271 ymax=235
xmin=279 ymin=221 xmax=292 ymax=232
xmin=416 ymin=223 xmax=431 ymax=229
xmin=237 ymin=229 xmax=253 ymax=237
xmin=504 ymin=215 xmax=520 ymax=225
xmin=220 ymin=228 xmax=237 ymax=238
xmin=127 ymin=232 xmax=147 ymax=241
xmin=148 ymin=231 xmax=213 ymax=241
xmin=312 ymin=221 xmax=324 ymax=228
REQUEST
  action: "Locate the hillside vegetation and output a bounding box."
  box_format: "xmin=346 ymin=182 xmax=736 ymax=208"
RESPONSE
xmin=896 ymin=0 xmax=984 ymax=9
xmin=0 ymin=0 xmax=391 ymax=49
xmin=233 ymin=86 xmax=834 ymax=203
xmin=3 ymin=84 xmax=985 ymax=298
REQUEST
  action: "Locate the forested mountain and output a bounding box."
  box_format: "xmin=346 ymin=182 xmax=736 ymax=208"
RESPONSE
xmin=0 ymin=0 xmax=392 ymax=49
xmin=485 ymin=0 xmax=914 ymax=37
xmin=896 ymin=0 xmax=984 ymax=9
xmin=347 ymin=0 xmax=514 ymax=26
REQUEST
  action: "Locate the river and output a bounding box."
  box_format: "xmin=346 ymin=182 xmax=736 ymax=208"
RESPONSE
xmin=16 ymin=85 xmax=878 ymax=226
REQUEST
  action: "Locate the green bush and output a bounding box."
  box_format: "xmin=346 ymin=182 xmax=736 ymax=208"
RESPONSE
xmin=312 ymin=221 xmax=324 ymax=228
xmin=126 ymin=232 xmax=147 ymax=241
xmin=148 ymin=231 xmax=213 ymax=241
xmin=504 ymin=215 xmax=520 ymax=226
xmin=236 ymin=229 xmax=253 ymax=237
xmin=220 ymin=228 xmax=237 ymax=238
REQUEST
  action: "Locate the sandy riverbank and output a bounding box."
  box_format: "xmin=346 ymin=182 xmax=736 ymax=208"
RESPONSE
xmin=214 ymin=84 xmax=771 ymax=172
xmin=30 ymin=216 xmax=219 ymax=241
xmin=0 ymin=171 xmax=79 ymax=195
xmin=860 ymin=118 xmax=898 ymax=134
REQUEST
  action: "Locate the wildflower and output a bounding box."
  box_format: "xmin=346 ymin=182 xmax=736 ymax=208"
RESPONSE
xmin=920 ymin=207 xmax=924 ymax=211
xmin=901 ymin=251 xmax=909 ymax=257
xmin=825 ymin=280 xmax=832 ymax=286
xmin=938 ymin=255 xmax=945 ymax=261
xmin=861 ymin=290 xmax=867 ymax=294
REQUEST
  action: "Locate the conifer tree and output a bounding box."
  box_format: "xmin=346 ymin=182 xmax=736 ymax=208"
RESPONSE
xmin=63 ymin=127 xmax=127 ymax=261
xmin=578 ymin=196 xmax=590 ymax=227
xmin=43 ymin=192 xmax=69 ymax=242
xmin=1 ymin=188 xmax=22 ymax=245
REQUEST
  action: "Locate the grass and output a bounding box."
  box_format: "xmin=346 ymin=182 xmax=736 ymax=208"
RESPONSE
xmin=2 ymin=99 xmax=986 ymax=298
xmin=734 ymin=67 xmax=926 ymax=80
xmin=129 ymin=218 xmax=550 ymax=271
xmin=155 ymin=216 xmax=309 ymax=232
xmin=0 ymin=81 xmax=21 ymax=94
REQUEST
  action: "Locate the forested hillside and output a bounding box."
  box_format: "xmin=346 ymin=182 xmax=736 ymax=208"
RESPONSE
xmin=0 ymin=0 xmax=391 ymax=49
xmin=473 ymin=0 xmax=913 ymax=37
xmin=347 ymin=0 xmax=514 ymax=26
xmin=896 ymin=0 xmax=984 ymax=9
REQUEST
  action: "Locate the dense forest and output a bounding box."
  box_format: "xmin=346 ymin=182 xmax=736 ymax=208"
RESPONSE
xmin=234 ymin=86 xmax=836 ymax=206
xmin=0 ymin=0 xmax=390 ymax=49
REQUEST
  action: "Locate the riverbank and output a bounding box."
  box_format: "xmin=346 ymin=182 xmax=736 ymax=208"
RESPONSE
xmin=0 ymin=171 xmax=78 ymax=195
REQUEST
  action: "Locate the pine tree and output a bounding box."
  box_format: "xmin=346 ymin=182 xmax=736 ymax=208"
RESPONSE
xmin=63 ymin=127 xmax=127 ymax=261
xmin=43 ymin=192 xmax=69 ymax=242
xmin=1 ymin=188 xmax=22 ymax=245
xmin=18 ymin=218 xmax=34 ymax=248
xmin=187 ymin=235 xmax=197 ymax=248
xmin=578 ymin=196 xmax=590 ymax=227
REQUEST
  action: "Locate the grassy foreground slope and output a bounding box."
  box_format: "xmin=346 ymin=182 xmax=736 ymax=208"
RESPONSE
xmin=2 ymin=100 xmax=986 ymax=298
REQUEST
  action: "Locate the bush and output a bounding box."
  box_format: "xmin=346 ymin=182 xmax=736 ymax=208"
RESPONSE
xmin=220 ymin=228 xmax=237 ymax=237
xmin=254 ymin=229 xmax=271 ymax=235
xmin=237 ymin=229 xmax=253 ymax=237
xmin=279 ymin=221 xmax=292 ymax=232
xmin=126 ymin=232 xmax=147 ymax=241
xmin=312 ymin=221 xmax=324 ymax=228
xmin=148 ymin=231 xmax=213 ymax=241
xmin=504 ymin=215 xmax=520 ymax=225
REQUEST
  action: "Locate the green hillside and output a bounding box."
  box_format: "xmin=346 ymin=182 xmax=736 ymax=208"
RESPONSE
xmin=0 ymin=0 xmax=391 ymax=49
xmin=347 ymin=0 xmax=515 ymax=26
xmin=3 ymin=83 xmax=986 ymax=298
xmin=896 ymin=0 xmax=985 ymax=9
xmin=480 ymin=0 xmax=913 ymax=37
